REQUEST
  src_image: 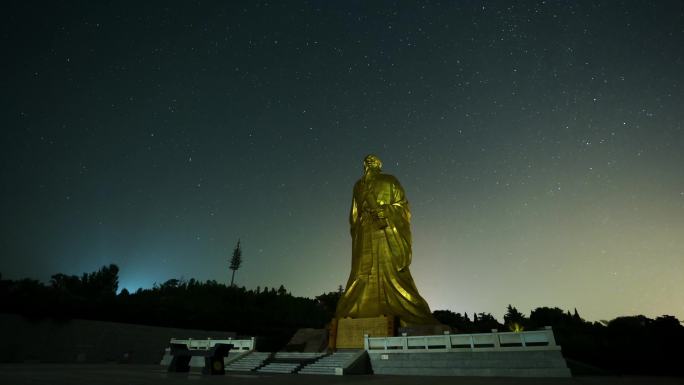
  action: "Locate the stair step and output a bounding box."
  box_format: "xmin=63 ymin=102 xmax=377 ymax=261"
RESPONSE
xmin=225 ymin=352 xmax=271 ymax=372
xmin=300 ymin=370 xmax=337 ymax=375
xmin=257 ymin=363 xmax=300 ymax=374
xmin=258 ymin=364 xmax=299 ymax=370
xmin=296 ymin=351 xmax=359 ymax=375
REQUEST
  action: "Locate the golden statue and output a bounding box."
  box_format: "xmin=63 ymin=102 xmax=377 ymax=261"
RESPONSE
xmin=335 ymin=155 xmax=437 ymax=327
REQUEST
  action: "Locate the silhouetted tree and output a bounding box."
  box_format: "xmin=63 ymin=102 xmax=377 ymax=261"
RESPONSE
xmin=653 ymin=315 xmax=682 ymax=331
xmin=277 ymin=284 xmax=287 ymax=296
xmin=315 ymin=288 xmax=344 ymax=319
xmin=229 ymin=239 xmax=242 ymax=286
xmin=504 ymin=304 xmax=527 ymax=331
xmin=573 ymin=308 xmax=582 ymax=322
xmin=473 ymin=312 xmax=501 ymax=332
xmin=529 ymin=306 xmax=569 ymax=328
xmin=82 ymin=264 xmax=119 ymax=297
xmin=50 ymin=273 xmax=82 ymax=295
xmin=161 ymin=278 xmax=180 ymax=289
xmin=433 ymin=309 xmax=472 ymax=332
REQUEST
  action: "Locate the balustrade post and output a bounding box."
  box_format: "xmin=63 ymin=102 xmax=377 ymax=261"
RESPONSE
xmin=544 ymin=326 xmax=557 ymax=346
xmin=364 ymin=334 xmax=370 ymax=350
xmin=491 ymin=329 xmax=501 ymax=350
xmin=444 ymin=331 xmax=452 ymax=350
xmin=401 ymin=333 xmax=408 ymax=350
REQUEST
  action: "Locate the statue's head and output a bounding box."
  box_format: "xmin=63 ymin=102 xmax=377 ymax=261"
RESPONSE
xmin=363 ymin=154 xmax=382 ymax=173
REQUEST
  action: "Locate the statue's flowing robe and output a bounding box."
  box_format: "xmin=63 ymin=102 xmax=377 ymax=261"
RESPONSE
xmin=335 ymin=172 xmax=436 ymax=326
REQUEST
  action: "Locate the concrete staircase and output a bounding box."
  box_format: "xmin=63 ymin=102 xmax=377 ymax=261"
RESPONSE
xmin=257 ymin=362 xmax=301 ymax=373
xmin=273 ymin=352 xmax=326 ymax=360
xmin=256 ymin=352 xmax=327 ymax=374
xmin=225 ymin=351 xmax=271 ymax=372
xmin=299 ymin=351 xmax=357 ymax=375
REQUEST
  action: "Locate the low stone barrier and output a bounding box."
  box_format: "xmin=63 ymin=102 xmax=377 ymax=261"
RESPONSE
xmin=0 ymin=313 xmax=235 ymax=364
xmin=365 ymin=326 xmax=558 ymax=352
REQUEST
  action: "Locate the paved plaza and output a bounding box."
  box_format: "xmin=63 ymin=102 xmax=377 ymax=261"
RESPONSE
xmin=1 ymin=364 xmax=682 ymax=385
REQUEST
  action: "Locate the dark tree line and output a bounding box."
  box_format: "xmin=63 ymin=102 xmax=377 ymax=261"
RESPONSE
xmin=1 ymin=266 xmax=683 ymax=375
xmin=433 ymin=305 xmax=684 ymax=376
xmin=0 ymin=265 xmax=329 ymax=350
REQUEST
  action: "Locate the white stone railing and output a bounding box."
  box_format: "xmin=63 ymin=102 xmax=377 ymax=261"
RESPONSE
xmin=364 ymin=326 xmax=558 ymax=352
xmin=170 ymin=336 xmax=255 ymax=351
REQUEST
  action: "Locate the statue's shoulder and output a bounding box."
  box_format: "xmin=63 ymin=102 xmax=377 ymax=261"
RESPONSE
xmin=353 ymin=174 xmax=400 ymax=190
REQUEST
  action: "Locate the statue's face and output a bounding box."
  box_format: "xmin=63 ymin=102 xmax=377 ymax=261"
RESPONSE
xmin=363 ymin=155 xmax=382 ymax=172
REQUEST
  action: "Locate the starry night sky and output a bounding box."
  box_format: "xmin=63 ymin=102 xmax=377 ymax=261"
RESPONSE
xmin=2 ymin=1 xmax=683 ymax=322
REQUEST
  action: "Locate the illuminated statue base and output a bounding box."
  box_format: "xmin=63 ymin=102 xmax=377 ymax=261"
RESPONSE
xmin=331 ymin=316 xmax=396 ymax=349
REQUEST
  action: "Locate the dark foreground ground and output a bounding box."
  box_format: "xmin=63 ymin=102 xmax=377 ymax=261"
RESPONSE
xmin=1 ymin=365 xmax=683 ymax=385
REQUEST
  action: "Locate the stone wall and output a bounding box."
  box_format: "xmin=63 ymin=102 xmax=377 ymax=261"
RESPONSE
xmin=0 ymin=313 xmax=235 ymax=364
xmin=369 ymin=350 xmax=572 ymax=377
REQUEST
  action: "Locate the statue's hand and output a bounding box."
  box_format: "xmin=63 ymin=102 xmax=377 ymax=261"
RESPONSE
xmin=370 ymin=208 xmax=388 ymax=229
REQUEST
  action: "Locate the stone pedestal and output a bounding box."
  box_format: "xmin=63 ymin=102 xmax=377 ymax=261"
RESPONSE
xmin=333 ymin=316 xmax=395 ymax=349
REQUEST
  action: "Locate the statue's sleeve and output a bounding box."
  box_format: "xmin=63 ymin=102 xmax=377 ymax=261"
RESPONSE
xmin=389 ymin=177 xmax=410 ymax=223
xmin=387 ymin=176 xmax=412 ymax=271
xmin=349 ymin=185 xmax=359 ymax=235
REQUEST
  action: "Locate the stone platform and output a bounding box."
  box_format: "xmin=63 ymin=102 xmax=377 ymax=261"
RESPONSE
xmin=369 ymin=350 xmax=571 ymax=377
xmin=363 ymin=327 xmax=572 ymax=377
